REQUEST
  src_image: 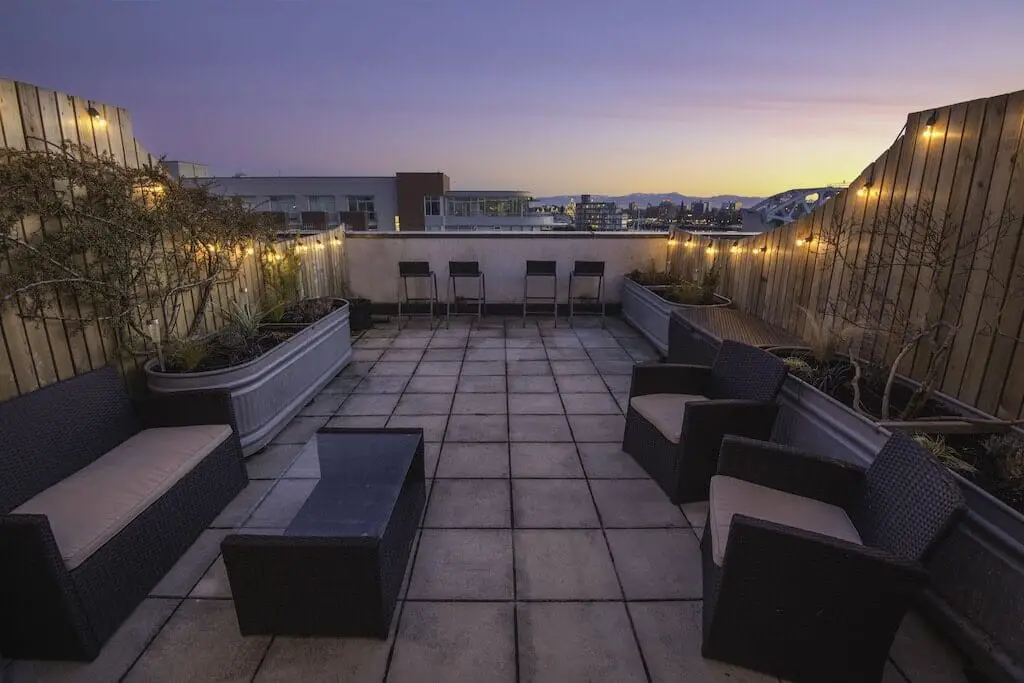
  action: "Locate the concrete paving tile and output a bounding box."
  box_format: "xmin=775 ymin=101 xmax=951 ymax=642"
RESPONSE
xmin=513 ymin=479 xmax=599 ymax=528
xmin=451 ymin=392 xmax=508 ymax=415
xmin=628 ymin=602 xmax=777 ymax=683
xmin=380 ymin=348 xmax=424 ymax=362
xmin=550 ymin=360 xmax=598 ymax=375
xmin=408 ymin=529 xmax=514 ymax=599
xmin=151 ymin=530 xmax=229 ymax=598
xmin=890 ymin=612 xmax=970 ymax=683
xmin=445 ymin=414 xmax=508 ymax=441
xmin=414 ymin=361 xmax=462 ymax=376
xmin=457 ymin=375 xmax=507 ymax=393
xmin=405 ymin=375 xmax=459 ymax=393
xmin=681 ymin=501 xmax=709 ymax=529
xmin=281 ymin=439 xmax=319 ymax=478
xmin=270 ymin=416 xmax=329 ymax=445
xmin=351 ymin=347 xmax=384 ymax=362
xmin=349 ymin=376 xmax=409 ymax=394
xmin=386 ymin=415 xmax=448 ymax=442
xmin=594 ymin=359 xmax=636 ymax=375
xmin=590 ymin=479 xmax=687 ymax=528
xmin=297 ymin=393 xmax=347 ymax=416
xmin=189 ymin=556 xmax=230 ymax=599
xmin=577 ymin=443 xmax=649 ymax=478
xmin=606 ymin=529 xmax=702 ymax=599
xmin=544 ymin=347 xmax=590 ymax=361
xmin=507 ymin=393 xmax=565 ymax=415
xmin=424 ymin=479 xmax=511 ymax=528
xmin=388 ymin=603 xmax=515 ymax=683
xmin=460 ymin=360 xmax=506 ymax=376
xmin=421 ymin=348 xmax=464 ymax=361
xmin=561 ymin=392 xmax=621 ymax=414
xmin=506 ymin=347 xmax=547 ymax=361
xmin=323 ymin=415 xmax=390 ymax=431
xmin=567 ymin=414 xmax=626 ymax=442
xmin=554 ymin=374 xmax=608 ymax=393
xmin=395 ymin=392 xmax=454 ymax=415
xmin=368 ymin=361 xmax=418 ymax=375
xmin=254 ymin=633 xmax=392 ymax=683
xmin=509 ymin=414 xmax=573 ymax=442
xmin=337 ymin=393 xmax=401 ymax=416
xmin=508 ymin=375 xmax=557 ymax=393
xmin=508 ymin=360 xmax=552 ymax=375
xmin=510 ymin=443 xmax=583 ymax=478
xmin=514 ymin=530 xmax=619 ymax=599
xmin=517 ymin=602 xmax=646 ymax=683
xmin=210 ymin=480 xmax=276 ymax=528
xmin=436 ymin=442 xmax=510 ymax=478
xmin=322 ymin=374 xmax=362 ymax=393
xmin=122 ymin=600 xmax=270 ymax=683
xmin=245 ymin=444 xmax=303 ymax=479
xmin=465 ymin=347 xmax=506 ymax=361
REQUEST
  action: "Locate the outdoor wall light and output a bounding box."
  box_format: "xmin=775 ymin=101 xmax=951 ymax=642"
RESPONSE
xmin=730 ymin=241 xmax=742 ymax=254
xmin=684 ymin=238 xmax=694 ymax=248
xmin=796 ymin=234 xmax=814 ymax=247
xmin=759 ymin=246 xmax=768 ymax=254
xmin=705 ymin=246 xmax=716 ymax=254
xmin=922 ymin=111 xmax=939 ymax=138
xmin=86 ymin=106 xmax=107 ymax=127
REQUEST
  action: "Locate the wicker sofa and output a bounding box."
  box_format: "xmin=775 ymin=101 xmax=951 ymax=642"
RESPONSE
xmin=0 ymin=366 xmax=247 ymax=661
xmin=621 ymin=340 xmax=787 ymax=503
xmin=701 ymin=434 xmax=965 ymax=683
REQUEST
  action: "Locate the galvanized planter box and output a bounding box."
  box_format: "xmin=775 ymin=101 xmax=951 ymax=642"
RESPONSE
xmin=620 ymin=278 xmax=729 ymax=356
xmin=145 ymin=302 xmax=352 ymax=456
xmin=679 ymin=319 xmax=1024 ymax=681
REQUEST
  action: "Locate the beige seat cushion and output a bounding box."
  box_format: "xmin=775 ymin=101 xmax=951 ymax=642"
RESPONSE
xmin=14 ymin=425 xmax=232 ymax=569
xmin=709 ymin=474 xmax=862 ymax=566
xmin=629 ymin=393 xmax=707 ymax=443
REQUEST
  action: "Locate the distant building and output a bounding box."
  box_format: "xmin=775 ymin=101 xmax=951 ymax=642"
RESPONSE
xmin=721 ymin=200 xmax=742 ymax=211
xmin=690 ymin=200 xmax=711 ymax=215
xmin=190 ymin=171 xmax=554 ymax=233
xmin=575 ymin=194 xmax=623 ymax=231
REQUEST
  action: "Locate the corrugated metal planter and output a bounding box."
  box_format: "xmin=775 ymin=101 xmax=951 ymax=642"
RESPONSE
xmin=620 ymin=278 xmax=729 ymax=356
xmin=145 ymin=302 xmax=352 ymax=456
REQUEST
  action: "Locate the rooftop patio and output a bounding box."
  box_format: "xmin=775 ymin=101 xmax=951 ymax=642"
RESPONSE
xmin=2 ymin=316 xmax=969 ymax=683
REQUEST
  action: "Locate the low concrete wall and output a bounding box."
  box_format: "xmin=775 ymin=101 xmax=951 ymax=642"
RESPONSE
xmin=343 ymin=232 xmax=668 ymax=304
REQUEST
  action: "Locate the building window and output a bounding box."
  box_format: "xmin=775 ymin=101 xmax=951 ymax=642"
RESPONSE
xmin=394 ymin=216 xmax=401 ymax=232
xmin=306 ymin=195 xmax=336 ymax=213
xmin=236 ymin=195 xmax=261 ymax=210
xmin=268 ymin=195 xmax=297 ymax=213
xmin=424 ymin=196 xmax=442 ymax=216
xmin=347 ymin=195 xmax=376 ymax=225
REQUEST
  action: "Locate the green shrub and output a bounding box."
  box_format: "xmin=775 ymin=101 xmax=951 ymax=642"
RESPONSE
xmin=913 ymin=434 xmax=977 ymax=474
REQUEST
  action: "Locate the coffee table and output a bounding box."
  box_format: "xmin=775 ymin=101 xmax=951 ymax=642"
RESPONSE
xmin=222 ymin=428 xmax=425 ymax=637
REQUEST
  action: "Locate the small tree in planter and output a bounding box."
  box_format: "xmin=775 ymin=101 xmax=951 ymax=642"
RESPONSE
xmin=0 ymin=139 xmax=273 ymax=356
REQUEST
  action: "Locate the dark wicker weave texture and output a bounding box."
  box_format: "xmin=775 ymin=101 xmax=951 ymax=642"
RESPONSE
xmin=0 ymin=366 xmax=246 ymax=660
xmin=621 ymin=342 xmax=784 ymax=503
xmin=701 ymin=434 xmax=966 ymax=683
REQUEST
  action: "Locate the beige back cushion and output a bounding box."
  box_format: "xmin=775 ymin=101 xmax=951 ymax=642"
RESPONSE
xmin=629 ymin=393 xmax=707 ymax=443
xmin=14 ymin=425 xmax=232 ymax=569
xmin=709 ymin=475 xmax=863 ymax=566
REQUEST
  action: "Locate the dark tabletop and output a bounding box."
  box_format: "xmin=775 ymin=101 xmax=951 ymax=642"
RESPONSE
xmin=285 ymin=431 xmax=423 ymax=538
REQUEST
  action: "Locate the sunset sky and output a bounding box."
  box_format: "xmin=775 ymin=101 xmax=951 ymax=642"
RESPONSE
xmin=3 ymin=0 xmax=1023 ymax=197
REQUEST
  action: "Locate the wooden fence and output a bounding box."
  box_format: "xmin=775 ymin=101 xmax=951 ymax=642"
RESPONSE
xmin=670 ymin=88 xmax=1024 ymax=419
xmin=0 ymin=78 xmax=346 ymax=400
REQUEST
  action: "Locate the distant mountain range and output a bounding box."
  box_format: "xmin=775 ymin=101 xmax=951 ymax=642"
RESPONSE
xmin=531 ymin=192 xmax=763 ymax=208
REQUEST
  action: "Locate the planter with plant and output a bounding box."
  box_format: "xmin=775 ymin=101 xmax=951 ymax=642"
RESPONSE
xmin=622 ymin=261 xmax=730 ymax=354
xmin=145 ymin=244 xmax=352 ymax=455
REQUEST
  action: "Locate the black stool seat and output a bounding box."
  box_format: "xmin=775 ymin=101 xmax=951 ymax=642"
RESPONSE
xmin=569 ymin=260 xmax=605 ymax=327
xmin=523 ymin=260 xmax=558 ymax=327
xmin=397 ymin=261 xmax=437 ymax=328
xmin=446 ymin=261 xmax=485 ymax=327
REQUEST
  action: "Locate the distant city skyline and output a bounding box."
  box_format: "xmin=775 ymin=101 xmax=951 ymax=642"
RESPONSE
xmin=2 ymin=1 xmax=1023 ymax=196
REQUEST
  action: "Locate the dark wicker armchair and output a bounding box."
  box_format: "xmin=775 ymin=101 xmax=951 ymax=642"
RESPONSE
xmin=0 ymin=366 xmax=247 ymax=660
xmin=621 ymin=340 xmax=787 ymax=503
xmin=701 ymin=433 xmax=966 ymax=683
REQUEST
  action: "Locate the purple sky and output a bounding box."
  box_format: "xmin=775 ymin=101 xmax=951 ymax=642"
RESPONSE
xmin=3 ymin=0 xmax=1023 ymax=196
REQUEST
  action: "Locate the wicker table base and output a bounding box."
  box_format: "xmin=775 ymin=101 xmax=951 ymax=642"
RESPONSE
xmin=222 ymin=428 xmax=425 ymax=637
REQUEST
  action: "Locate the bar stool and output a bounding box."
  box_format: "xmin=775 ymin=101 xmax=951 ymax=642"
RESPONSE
xmin=522 ymin=260 xmax=558 ymax=327
xmin=569 ymin=260 xmax=605 ymax=328
xmin=397 ymin=261 xmax=437 ymax=329
xmin=446 ymin=261 xmax=486 ymax=328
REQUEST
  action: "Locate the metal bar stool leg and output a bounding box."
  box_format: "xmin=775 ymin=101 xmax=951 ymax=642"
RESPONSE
xmin=431 ymin=273 xmax=438 ymax=329
xmin=481 ymin=273 xmax=486 ymax=320
xmin=599 ymin=275 xmax=605 ymax=328
xmin=446 ymin=276 xmax=453 ymax=329
xmin=568 ymin=273 xmax=575 ymax=327
xmin=553 ymin=275 xmax=558 ymax=328
xmin=522 ymin=274 xmax=528 ymax=327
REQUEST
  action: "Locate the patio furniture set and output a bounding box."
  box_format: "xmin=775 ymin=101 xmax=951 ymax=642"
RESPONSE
xmin=397 ymin=259 xmax=607 ymax=328
xmin=622 ymin=340 xmax=967 ymax=683
xmin=0 ymin=335 xmax=966 ymax=683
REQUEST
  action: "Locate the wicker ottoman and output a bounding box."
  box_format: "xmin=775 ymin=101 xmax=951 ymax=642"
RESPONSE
xmin=222 ymin=428 xmax=425 ymax=638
